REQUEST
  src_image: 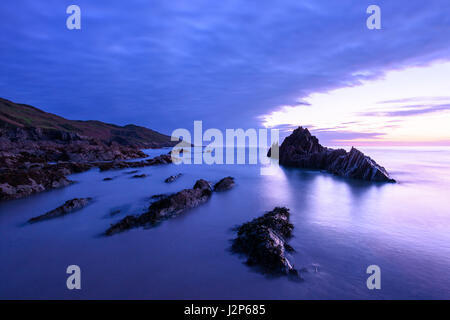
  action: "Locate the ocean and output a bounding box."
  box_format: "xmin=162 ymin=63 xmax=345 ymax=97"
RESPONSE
xmin=0 ymin=147 xmax=449 ymax=299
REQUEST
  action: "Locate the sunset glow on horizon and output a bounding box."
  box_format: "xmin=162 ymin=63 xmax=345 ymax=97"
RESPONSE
xmin=261 ymin=61 xmax=450 ymax=146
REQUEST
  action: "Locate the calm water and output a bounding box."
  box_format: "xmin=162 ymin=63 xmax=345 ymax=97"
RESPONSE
xmin=1 ymin=147 xmax=449 ymax=299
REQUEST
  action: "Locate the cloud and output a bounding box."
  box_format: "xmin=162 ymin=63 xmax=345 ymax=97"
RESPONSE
xmin=0 ymin=0 xmax=449 ymax=135
xmin=377 ymin=96 xmax=450 ymax=104
xmin=361 ymin=103 xmax=450 ymax=117
xmin=310 ymin=128 xmax=386 ymax=145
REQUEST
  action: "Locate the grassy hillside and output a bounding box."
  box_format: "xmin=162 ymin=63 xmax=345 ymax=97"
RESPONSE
xmin=0 ymin=98 xmax=177 ymax=148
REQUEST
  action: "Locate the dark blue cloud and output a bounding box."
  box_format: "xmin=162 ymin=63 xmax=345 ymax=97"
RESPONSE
xmin=0 ymin=0 xmax=449 ymax=135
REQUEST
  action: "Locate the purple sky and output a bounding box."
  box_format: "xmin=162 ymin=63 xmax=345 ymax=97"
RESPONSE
xmin=0 ymin=0 xmax=449 ymax=144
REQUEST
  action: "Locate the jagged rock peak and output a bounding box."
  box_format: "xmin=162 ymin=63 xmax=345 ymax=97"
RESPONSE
xmin=269 ymin=126 xmax=395 ymax=183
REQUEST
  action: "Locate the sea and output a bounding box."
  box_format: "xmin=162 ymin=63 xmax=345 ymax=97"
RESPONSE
xmin=0 ymin=146 xmax=449 ymax=299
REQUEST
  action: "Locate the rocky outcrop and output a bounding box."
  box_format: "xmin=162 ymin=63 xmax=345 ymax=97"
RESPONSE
xmin=0 ymin=127 xmax=147 ymax=168
xmin=0 ymin=97 xmax=180 ymax=201
xmin=105 ymin=179 xmax=214 ymax=235
xmin=268 ymin=127 xmax=395 ymax=182
xmin=98 ymin=154 xmax=172 ymax=171
xmin=213 ymin=176 xmax=235 ymax=191
xmin=0 ymin=97 xmax=178 ymax=149
xmin=232 ymin=207 xmax=299 ymax=277
xmin=164 ymin=173 xmax=182 ymax=183
xmin=28 ymin=198 xmax=92 ymax=223
xmin=0 ymin=152 xmax=174 ymax=201
xmin=0 ymin=161 xmax=95 ymax=201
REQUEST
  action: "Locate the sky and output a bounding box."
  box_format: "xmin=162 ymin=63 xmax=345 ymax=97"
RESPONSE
xmin=0 ymin=0 xmax=449 ymax=145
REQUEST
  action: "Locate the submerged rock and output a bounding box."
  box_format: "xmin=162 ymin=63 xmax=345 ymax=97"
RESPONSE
xmin=131 ymin=174 xmax=147 ymax=179
xmin=150 ymin=194 xmax=169 ymax=201
xmin=29 ymin=198 xmax=92 ymax=223
xmin=98 ymin=154 xmax=172 ymax=172
xmin=268 ymin=126 xmax=395 ymax=182
xmin=164 ymin=173 xmax=182 ymax=183
xmin=105 ymin=179 xmax=213 ymax=235
xmin=213 ymin=176 xmax=235 ymax=191
xmin=110 ymin=209 xmax=121 ymax=216
xmin=232 ymin=207 xmax=299 ymax=277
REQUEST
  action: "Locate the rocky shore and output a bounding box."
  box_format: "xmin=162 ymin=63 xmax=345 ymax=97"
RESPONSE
xmin=106 ymin=177 xmax=235 ymax=235
xmin=232 ymin=207 xmax=299 ymax=277
xmin=0 ymin=151 xmax=174 ymax=200
xmin=268 ymin=126 xmax=395 ymax=182
xmin=0 ymin=98 xmax=178 ymax=201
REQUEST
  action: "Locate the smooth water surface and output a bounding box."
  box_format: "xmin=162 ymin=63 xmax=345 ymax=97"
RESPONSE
xmin=1 ymin=147 xmax=449 ymax=299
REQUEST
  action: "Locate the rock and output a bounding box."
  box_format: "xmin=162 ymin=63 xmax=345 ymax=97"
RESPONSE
xmin=193 ymin=179 xmax=212 ymax=190
xmin=98 ymin=154 xmax=173 ymax=172
xmin=268 ymin=127 xmax=395 ymax=182
xmin=164 ymin=173 xmax=182 ymax=183
xmin=150 ymin=194 xmax=169 ymax=201
xmin=0 ymin=161 xmax=95 ymax=201
xmin=213 ymin=176 xmax=235 ymax=191
xmin=28 ymin=198 xmax=92 ymax=223
xmin=0 ymin=166 xmax=75 ymax=201
xmin=103 ymin=177 xmax=113 ymax=181
xmin=131 ymin=174 xmax=147 ymax=179
xmin=105 ymin=179 xmax=213 ymax=235
xmin=110 ymin=209 xmax=121 ymax=216
xmin=0 ymin=97 xmax=179 ymax=201
xmin=231 ymin=207 xmax=299 ymax=277
xmin=124 ymin=170 xmax=139 ymax=175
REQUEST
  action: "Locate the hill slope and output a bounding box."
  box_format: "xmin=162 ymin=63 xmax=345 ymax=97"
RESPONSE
xmin=0 ymin=97 xmax=179 ymax=201
xmin=0 ymin=98 xmax=176 ymax=148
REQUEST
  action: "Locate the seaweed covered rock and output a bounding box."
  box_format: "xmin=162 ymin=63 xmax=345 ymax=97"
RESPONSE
xmin=232 ymin=207 xmax=298 ymax=277
xmin=0 ymin=167 xmax=72 ymax=201
xmin=98 ymin=154 xmax=173 ymax=172
xmin=213 ymin=176 xmax=235 ymax=192
xmin=29 ymin=198 xmax=92 ymax=223
xmin=105 ymin=179 xmax=213 ymax=235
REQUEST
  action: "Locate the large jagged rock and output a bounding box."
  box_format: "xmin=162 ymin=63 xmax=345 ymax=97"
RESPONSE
xmin=232 ymin=207 xmax=299 ymax=277
xmin=268 ymin=127 xmax=395 ymax=182
xmin=28 ymin=198 xmax=92 ymax=223
xmin=105 ymin=179 xmax=214 ymax=235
